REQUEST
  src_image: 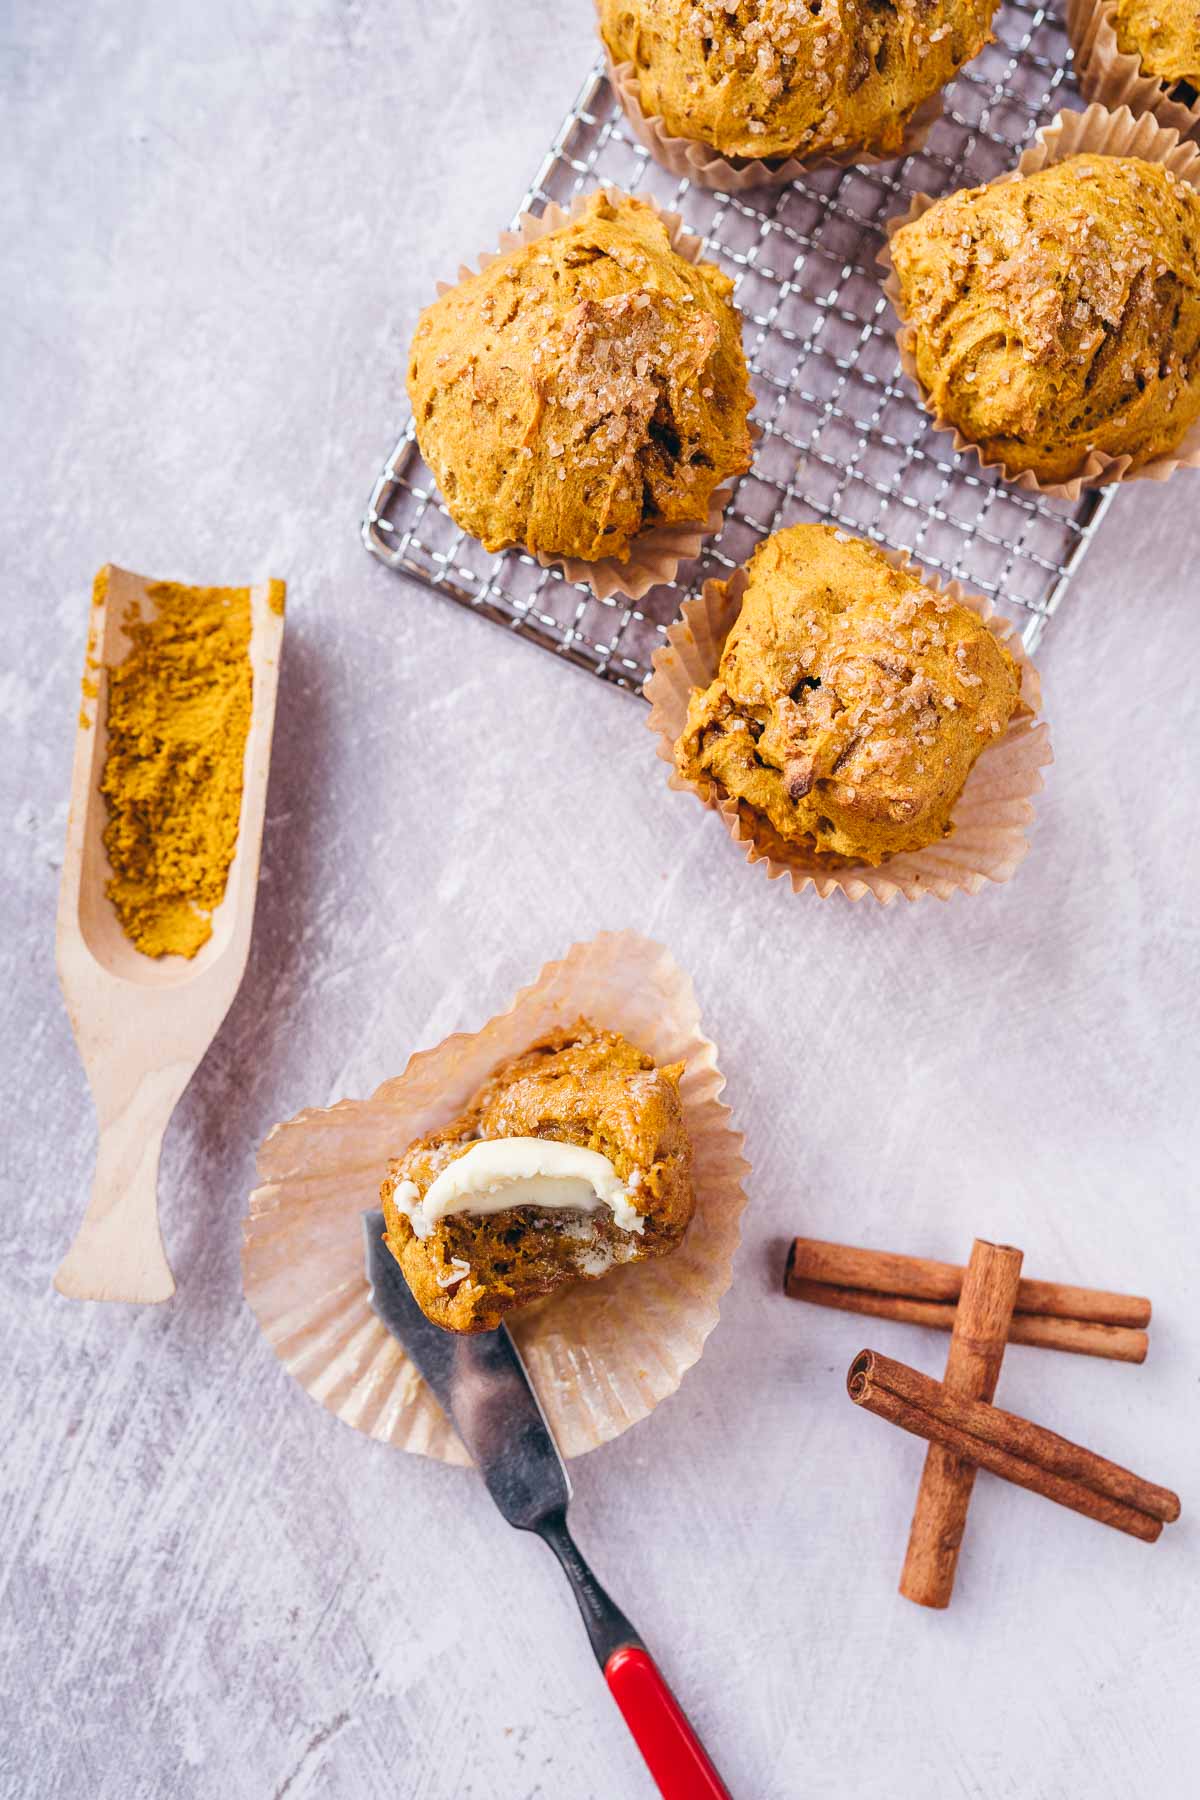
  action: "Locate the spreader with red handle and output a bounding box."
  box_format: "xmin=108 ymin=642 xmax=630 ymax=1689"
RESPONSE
xmin=364 ymin=1212 xmax=731 ymax=1799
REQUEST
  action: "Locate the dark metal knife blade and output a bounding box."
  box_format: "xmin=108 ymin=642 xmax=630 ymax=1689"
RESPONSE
xmin=362 ymin=1211 xmax=731 ymax=1800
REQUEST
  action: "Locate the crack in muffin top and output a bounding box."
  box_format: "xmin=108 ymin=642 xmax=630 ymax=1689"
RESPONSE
xmin=674 ymin=523 xmax=1022 ymax=865
xmin=407 ymin=191 xmax=753 ymax=563
xmin=599 ymin=0 xmax=1002 ymax=161
xmin=889 ymin=153 xmax=1200 ymax=482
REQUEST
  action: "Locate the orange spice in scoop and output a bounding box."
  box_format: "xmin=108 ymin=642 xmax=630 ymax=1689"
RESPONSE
xmin=99 ymin=577 xmax=253 ymax=958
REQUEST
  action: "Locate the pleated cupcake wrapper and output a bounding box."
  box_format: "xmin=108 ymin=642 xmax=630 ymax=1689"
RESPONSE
xmin=644 ymin=546 xmax=1050 ymax=904
xmin=437 ymin=188 xmax=750 ymax=601
xmin=1066 ymin=0 xmax=1200 ymax=144
xmin=880 ymin=103 xmax=1200 ymax=498
xmin=242 ymin=930 xmax=750 ymax=1464
xmin=604 ymin=54 xmax=942 ymax=191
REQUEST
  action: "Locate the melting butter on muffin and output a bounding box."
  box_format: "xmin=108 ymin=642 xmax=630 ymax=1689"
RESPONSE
xmin=380 ymin=1021 xmax=694 ymax=1333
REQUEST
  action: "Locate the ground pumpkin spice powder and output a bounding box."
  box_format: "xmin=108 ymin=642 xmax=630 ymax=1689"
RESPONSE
xmin=99 ymin=577 xmax=255 ymax=959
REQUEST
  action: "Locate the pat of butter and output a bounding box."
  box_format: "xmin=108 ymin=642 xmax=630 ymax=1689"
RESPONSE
xmin=394 ymin=1137 xmax=644 ymax=1240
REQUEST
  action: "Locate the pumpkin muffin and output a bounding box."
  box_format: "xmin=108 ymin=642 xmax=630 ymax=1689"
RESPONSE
xmin=888 ymin=154 xmax=1200 ymax=483
xmin=1114 ymin=0 xmax=1200 ymax=92
xmin=674 ymin=524 xmax=1021 ymax=865
xmin=380 ymin=1021 xmax=694 ymax=1333
xmin=597 ymin=0 xmax=1001 ymax=163
xmin=407 ymin=191 xmax=753 ymax=566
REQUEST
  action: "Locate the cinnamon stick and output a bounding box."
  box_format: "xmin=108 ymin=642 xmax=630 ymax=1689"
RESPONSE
xmin=898 ymin=1239 xmax=1023 ymax=1608
xmin=848 ymin=1348 xmax=1181 ymax=1544
xmin=784 ymin=1277 xmax=1148 ymax=1364
xmin=784 ymin=1237 xmax=1151 ymax=1360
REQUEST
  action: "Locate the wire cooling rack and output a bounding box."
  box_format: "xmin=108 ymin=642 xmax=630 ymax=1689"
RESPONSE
xmin=364 ymin=3 xmax=1114 ymax=691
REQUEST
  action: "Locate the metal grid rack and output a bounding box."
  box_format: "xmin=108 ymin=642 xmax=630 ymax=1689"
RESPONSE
xmin=364 ymin=3 xmax=1115 ymax=692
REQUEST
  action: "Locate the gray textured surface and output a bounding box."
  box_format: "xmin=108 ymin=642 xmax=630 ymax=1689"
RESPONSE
xmin=3 ymin=3 xmax=1198 ymax=1797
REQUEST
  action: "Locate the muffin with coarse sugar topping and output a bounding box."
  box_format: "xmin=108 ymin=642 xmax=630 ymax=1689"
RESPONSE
xmin=1114 ymin=0 xmax=1200 ymax=92
xmin=407 ymin=190 xmax=753 ymax=569
xmin=597 ymin=0 xmax=1001 ymax=164
xmin=673 ymin=524 xmax=1022 ymax=866
xmin=888 ymin=153 xmax=1200 ymax=484
xmin=380 ymin=1021 xmax=695 ymax=1333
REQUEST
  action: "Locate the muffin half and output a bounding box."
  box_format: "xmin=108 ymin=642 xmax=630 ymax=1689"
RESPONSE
xmin=381 ymin=1020 xmax=695 ymax=1333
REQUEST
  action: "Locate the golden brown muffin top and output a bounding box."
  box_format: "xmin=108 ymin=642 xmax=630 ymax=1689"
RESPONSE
xmin=674 ymin=524 xmax=1021 ymax=865
xmin=598 ymin=0 xmax=1001 ymax=161
xmin=1115 ymin=0 xmax=1200 ymax=90
xmin=888 ymin=154 xmax=1200 ymax=483
xmin=389 ymin=1021 xmax=690 ymax=1208
xmin=380 ymin=1021 xmax=694 ymax=1332
xmin=407 ymin=191 xmax=753 ymax=564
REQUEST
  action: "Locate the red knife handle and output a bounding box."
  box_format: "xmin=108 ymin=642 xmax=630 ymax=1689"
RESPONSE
xmin=605 ymin=1644 xmax=732 ymax=1800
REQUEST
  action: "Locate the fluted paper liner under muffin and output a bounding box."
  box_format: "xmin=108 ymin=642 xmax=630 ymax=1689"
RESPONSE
xmin=880 ymin=103 xmax=1200 ymax=497
xmin=604 ymin=54 xmax=943 ymax=192
xmin=645 ymin=547 xmax=1049 ymax=904
xmin=1067 ymin=0 xmax=1200 ymax=144
xmin=242 ymin=931 xmax=749 ymax=1463
xmin=431 ymin=188 xmax=751 ymax=601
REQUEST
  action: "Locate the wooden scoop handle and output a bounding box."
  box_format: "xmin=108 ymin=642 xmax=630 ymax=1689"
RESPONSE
xmin=54 ymin=1063 xmax=188 ymax=1303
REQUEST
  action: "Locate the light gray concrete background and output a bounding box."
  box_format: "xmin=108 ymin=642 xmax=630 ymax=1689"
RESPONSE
xmin=3 ymin=3 xmax=1198 ymax=1797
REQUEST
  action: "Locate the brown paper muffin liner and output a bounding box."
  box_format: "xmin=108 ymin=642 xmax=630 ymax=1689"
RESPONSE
xmin=645 ymin=546 xmax=1050 ymax=904
xmin=242 ymin=931 xmax=749 ymax=1464
xmin=432 ymin=188 xmax=751 ymax=601
xmin=1067 ymin=0 xmax=1200 ymax=143
xmin=880 ymin=103 xmax=1200 ymax=498
xmin=606 ymin=54 xmax=942 ymax=192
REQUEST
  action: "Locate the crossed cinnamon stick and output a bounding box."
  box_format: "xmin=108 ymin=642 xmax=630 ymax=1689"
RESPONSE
xmin=784 ymin=1236 xmax=1151 ymax=1362
xmin=848 ymin=1346 xmax=1180 ymax=1547
xmin=786 ymin=1235 xmax=1179 ymax=1607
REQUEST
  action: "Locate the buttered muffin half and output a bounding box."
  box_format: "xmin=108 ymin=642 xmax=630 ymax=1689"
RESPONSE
xmin=381 ymin=1021 xmax=695 ymax=1333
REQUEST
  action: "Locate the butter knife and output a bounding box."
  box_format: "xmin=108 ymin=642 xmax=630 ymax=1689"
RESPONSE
xmin=362 ymin=1212 xmax=731 ymax=1800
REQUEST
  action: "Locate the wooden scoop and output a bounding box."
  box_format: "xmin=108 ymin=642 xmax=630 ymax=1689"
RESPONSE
xmin=55 ymin=566 xmax=285 ymax=1304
